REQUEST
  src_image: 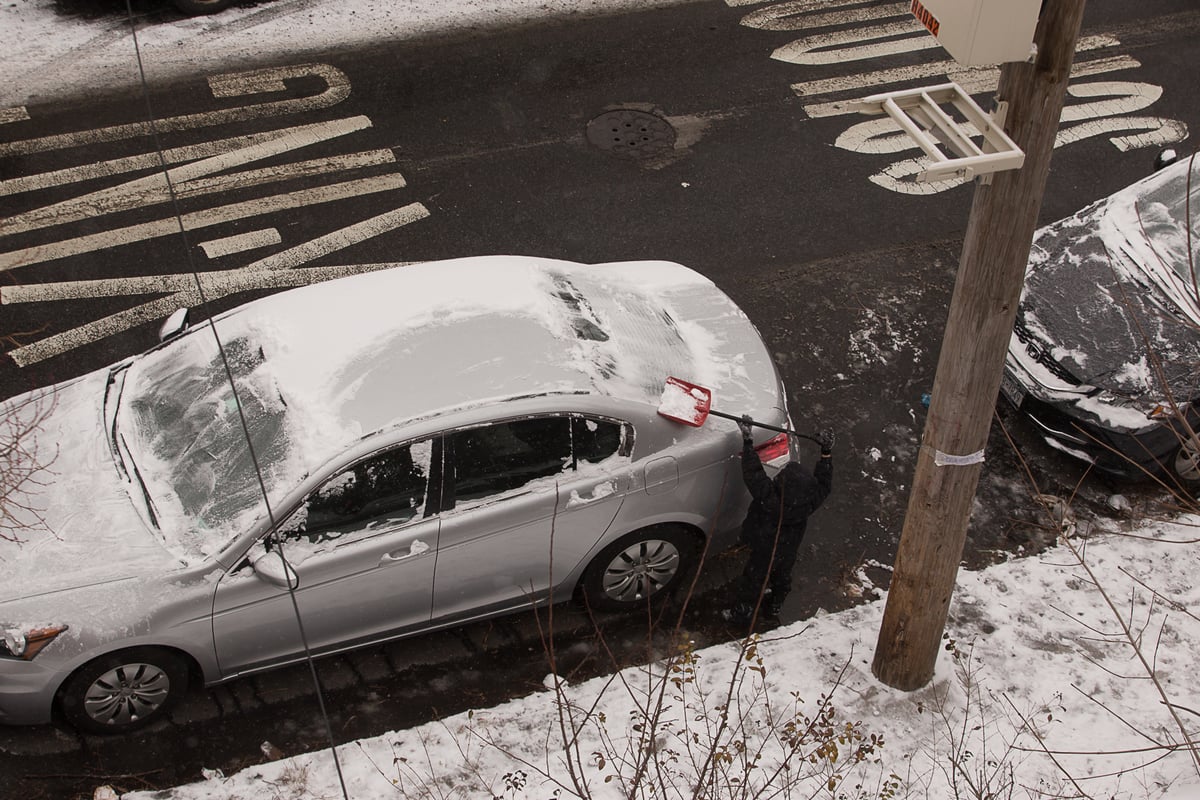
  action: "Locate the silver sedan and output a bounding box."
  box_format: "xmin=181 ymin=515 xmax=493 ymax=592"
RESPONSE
xmin=0 ymin=256 xmax=791 ymax=734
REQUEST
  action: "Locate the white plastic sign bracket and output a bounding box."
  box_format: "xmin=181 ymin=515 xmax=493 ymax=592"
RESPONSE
xmin=852 ymin=82 xmax=1024 ymax=183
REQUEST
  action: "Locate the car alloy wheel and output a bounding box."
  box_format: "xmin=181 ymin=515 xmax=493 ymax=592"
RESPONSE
xmin=60 ymin=648 xmax=189 ymax=735
xmin=1171 ymin=437 xmax=1200 ymax=486
xmin=580 ymin=526 xmax=698 ymax=612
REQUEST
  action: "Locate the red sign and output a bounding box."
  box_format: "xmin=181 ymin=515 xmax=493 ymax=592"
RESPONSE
xmin=910 ymin=0 xmax=940 ymax=37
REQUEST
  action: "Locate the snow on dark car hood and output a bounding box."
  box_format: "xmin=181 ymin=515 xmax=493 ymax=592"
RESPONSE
xmin=1 ymin=369 xmax=183 ymax=606
xmin=1018 ymin=163 xmax=1200 ymax=400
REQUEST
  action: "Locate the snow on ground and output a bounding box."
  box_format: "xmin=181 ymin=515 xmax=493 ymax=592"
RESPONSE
xmin=1 ymin=0 xmax=698 ymax=108
xmin=6 ymin=2 xmax=1200 ymax=798
xmin=122 ymin=515 xmax=1200 ymax=799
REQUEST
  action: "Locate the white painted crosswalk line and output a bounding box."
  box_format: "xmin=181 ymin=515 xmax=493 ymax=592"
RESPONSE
xmin=199 ymin=229 xmax=283 ymax=259
xmin=0 ymin=121 xmax=377 ymax=197
xmin=1 ymin=117 xmax=378 ymax=236
xmin=3 ymin=203 xmax=430 ymax=365
xmin=0 ymin=174 xmax=410 ymax=272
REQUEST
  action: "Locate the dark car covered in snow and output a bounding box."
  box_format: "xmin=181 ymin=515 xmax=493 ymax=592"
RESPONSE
xmin=1001 ymin=153 xmax=1200 ymax=488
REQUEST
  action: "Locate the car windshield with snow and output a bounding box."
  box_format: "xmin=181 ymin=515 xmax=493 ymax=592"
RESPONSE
xmin=1001 ymin=154 xmax=1200 ymax=488
xmin=0 ymin=256 xmax=791 ymax=735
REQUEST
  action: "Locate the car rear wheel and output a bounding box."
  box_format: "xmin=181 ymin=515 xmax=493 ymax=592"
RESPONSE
xmin=60 ymin=648 xmax=189 ymax=735
xmin=579 ymin=525 xmax=699 ymax=612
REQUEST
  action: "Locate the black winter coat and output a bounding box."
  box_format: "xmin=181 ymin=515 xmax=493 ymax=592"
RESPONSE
xmin=740 ymin=440 xmax=832 ymax=549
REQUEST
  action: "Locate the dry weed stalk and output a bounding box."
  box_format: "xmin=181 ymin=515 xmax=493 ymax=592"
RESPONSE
xmin=0 ymin=388 xmax=58 ymax=544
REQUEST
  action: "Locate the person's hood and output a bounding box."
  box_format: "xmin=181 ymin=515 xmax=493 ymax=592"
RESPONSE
xmin=1 ymin=369 xmax=187 ymax=606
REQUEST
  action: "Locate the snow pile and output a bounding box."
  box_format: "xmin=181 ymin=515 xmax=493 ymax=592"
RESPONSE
xmin=125 ymin=518 xmax=1200 ymax=799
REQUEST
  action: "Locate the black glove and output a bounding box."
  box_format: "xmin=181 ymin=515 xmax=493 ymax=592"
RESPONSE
xmin=818 ymin=428 xmax=835 ymax=455
xmin=738 ymin=414 xmax=755 ymax=442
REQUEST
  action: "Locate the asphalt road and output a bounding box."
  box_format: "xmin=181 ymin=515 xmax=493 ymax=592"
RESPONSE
xmin=2 ymin=0 xmax=1199 ymax=796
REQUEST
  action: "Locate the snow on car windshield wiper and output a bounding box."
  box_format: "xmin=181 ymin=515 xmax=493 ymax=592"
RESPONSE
xmin=104 ymin=366 xmax=131 ymax=481
xmin=105 ymin=365 xmax=161 ymax=531
xmin=120 ymin=433 xmax=160 ymax=531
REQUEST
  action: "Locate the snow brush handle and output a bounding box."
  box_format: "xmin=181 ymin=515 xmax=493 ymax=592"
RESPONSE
xmin=706 ymin=409 xmax=823 ymax=445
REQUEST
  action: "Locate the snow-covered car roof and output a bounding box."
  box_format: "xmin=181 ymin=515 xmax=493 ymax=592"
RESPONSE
xmin=135 ymin=256 xmax=733 ymax=436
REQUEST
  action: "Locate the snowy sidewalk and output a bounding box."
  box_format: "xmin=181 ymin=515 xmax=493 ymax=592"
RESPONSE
xmin=121 ymin=516 xmax=1200 ymax=799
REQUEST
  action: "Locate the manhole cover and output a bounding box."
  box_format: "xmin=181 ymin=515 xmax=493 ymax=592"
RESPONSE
xmin=586 ymin=109 xmax=676 ymax=158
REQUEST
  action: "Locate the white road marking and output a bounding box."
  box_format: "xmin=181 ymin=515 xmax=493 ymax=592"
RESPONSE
xmin=730 ymin=1 xmax=1188 ymax=194
xmin=164 ymin=150 xmax=398 ymax=199
xmin=4 ymin=204 xmax=430 ymax=366
xmin=199 ymin=229 xmax=282 ymax=259
xmin=741 ymin=0 xmax=907 ymax=31
xmin=1 ymin=60 xmax=439 ymax=367
xmin=0 ymin=63 xmax=351 ymax=158
xmin=0 ymin=174 xmax=409 ymax=272
xmin=1 ymin=117 xmax=377 ymax=236
xmin=0 ymin=123 xmax=374 ymax=197
xmin=772 ymin=20 xmax=936 ymax=66
xmin=1057 ymin=82 xmax=1191 ymax=152
xmin=795 ymin=40 xmax=1127 ymax=115
xmin=0 ymin=107 xmax=30 ymax=125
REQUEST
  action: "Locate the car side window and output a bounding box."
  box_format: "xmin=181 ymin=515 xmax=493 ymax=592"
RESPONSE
xmin=282 ymin=440 xmax=435 ymax=546
xmin=451 ymin=417 xmax=571 ymax=505
xmin=572 ymin=415 xmax=626 ymax=464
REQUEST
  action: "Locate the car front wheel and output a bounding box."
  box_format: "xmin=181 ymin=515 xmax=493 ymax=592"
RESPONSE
xmin=59 ymin=648 xmax=190 ymax=735
xmin=1169 ymin=436 xmax=1200 ymax=488
xmin=579 ymin=525 xmax=699 ymax=613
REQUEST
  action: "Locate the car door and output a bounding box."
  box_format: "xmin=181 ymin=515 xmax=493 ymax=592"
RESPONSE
xmin=211 ymin=439 xmax=441 ymax=676
xmin=432 ymin=415 xmax=630 ymax=619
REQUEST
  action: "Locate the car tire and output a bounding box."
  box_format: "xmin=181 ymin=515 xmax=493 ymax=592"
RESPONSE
xmin=579 ymin=525 xmax=699 ymax=613
xmin=59 ymin=648 xmax=190 ymax=735
xmin=1168 ymin=436 xmax=1200 ymax=489
xmin=170 ymin=0 xmax=233 ymax=15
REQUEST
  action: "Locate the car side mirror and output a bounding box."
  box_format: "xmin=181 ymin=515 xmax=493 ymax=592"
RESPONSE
xmin=1153 ymin=148 xmax=1179 ymax=172
xmin=159 ymin=308 xmax=190 ymax=342
xmin=251 ymin=550 xmax=299 ymax=590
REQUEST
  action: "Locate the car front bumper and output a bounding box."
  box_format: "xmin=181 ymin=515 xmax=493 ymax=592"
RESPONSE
xmin=1000 ymin=350 xmax=1184 ymax=482
xmin=0 ymin=658 xmax=60 ymax=726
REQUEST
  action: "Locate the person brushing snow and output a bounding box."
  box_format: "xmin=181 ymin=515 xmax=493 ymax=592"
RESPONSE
xmin=724 ymin=415 xmax=833 ymax=627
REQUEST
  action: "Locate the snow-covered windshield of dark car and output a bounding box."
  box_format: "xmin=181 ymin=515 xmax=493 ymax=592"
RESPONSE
xmin=1131 ymin=158 xmax=1200 ymax=284
xmin=118 ymin=325 xmax=291 ymax=555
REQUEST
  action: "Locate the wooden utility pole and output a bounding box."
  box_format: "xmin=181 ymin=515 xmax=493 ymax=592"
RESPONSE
xmin=872 ymin=0 xmax=1088 ymax=691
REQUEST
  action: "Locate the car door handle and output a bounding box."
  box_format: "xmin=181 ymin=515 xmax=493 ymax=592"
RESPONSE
xmin=380 ymin=540 xmax=431 ymax=565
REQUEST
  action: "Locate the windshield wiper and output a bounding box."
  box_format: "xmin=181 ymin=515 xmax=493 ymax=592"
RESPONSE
xmin=120 ymin=433 xmax=160 ymax=531
xmin=104 ymin=366 xmax=131 ymax=481
xmin=105 ymin=367 xmax=160 ymax=531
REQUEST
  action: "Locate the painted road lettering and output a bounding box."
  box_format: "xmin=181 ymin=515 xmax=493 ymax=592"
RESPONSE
xmin=0 ymin=63 xmax=350 ymax=158
xmin=0 ymin=64 xmax=431 ymax=366
xmin=729 ymin=0 xmax=1189 ymax=194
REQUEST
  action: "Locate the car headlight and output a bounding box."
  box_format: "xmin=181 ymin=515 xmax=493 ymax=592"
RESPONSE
xmin=0 ymin=625 xmax=68 ymax=660
xmin=1146 ymin=401 xmax=1190 ymax=421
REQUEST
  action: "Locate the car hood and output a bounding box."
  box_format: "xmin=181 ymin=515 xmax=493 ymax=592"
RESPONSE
xmin=1 ymin=369 xmax=185 ymax=607
xmin=1018 ymin=196 xmax=1200 ymax=400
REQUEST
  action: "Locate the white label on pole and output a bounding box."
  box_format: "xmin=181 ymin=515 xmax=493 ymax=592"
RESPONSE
xmin=934 ymin=448 xmax=985 ymax=467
